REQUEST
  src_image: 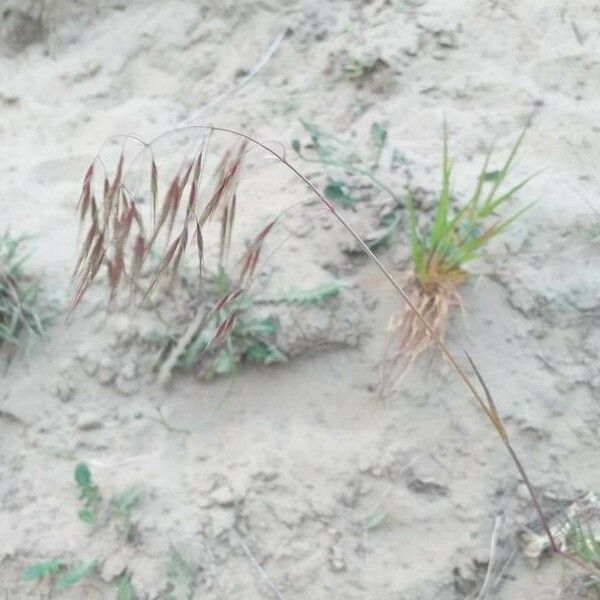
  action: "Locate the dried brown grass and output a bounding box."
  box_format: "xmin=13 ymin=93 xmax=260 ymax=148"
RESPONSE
xmin=381 ymin=272 xmax=463 ymax=394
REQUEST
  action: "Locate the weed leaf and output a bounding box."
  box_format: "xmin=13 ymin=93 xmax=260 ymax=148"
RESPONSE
xmin=56 ymin=560 xmax=96 ymax=589
xmin=21 ymin=560 xmax=63 ymax=581
xmin=324 ymin=180 xmax=359 ymax=209
xmin=74 ymin=463 xmax=91 ymax=487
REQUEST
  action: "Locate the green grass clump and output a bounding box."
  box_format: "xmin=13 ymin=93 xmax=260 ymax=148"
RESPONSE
xmin=408 ymin=123 xmax=534 ymax=289
xmin=0 ymin=231 xmax=46 ymax=349
xmin=382 ymin=123 xmax=535 ymax=393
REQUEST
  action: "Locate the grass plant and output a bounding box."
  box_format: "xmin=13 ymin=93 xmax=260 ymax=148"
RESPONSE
xmin=70 ymin=122 xmax=592 ymax=578
xmin=381 ymin=124 xmax=535 ymax=392
xmin=22 ymin=463 xmax=140 ymax=597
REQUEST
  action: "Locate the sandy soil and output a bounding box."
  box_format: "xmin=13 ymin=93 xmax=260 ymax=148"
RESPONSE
xmin=1 ymin=1 xmax=599 ymax=598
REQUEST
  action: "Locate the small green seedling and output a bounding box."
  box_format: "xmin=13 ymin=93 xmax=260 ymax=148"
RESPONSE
xmin=361 ymin=212 xmax=401 ymax=253
xmin=568 ymin=518 xmax=600 ymax=591
xmin=75 ymin=462 xmax=102 ymax=524
xmin=56 ymin=560 xmax=97 ymax=589
xmin=112 ymin=489 xmax=141 ymax=542
xmin=570 ymin=519 xmax=600 ymax=569
xmin=343 ymin=56 xmax=388 ymax=81
xmin=363 ymin=511 xmax=388 ymax=532
xmin=165 ymin=546 xmax=200 ymax=600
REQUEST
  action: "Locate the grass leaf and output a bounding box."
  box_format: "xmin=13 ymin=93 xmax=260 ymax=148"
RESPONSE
xmin=324 ymin=180 xmax=359 ymax=209
xmin=21 ymin=560 xmax=63 ymax=582
xmin=117 ymin=574 xmax=135 ymax=600
xmin=284 ymin=280 xmax=345 ymax=305
xmin=74 ymin=463 xmax=91 ymax=488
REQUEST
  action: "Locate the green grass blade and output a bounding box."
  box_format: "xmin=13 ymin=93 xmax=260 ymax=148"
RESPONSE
xmin=451 ymin=201 xmax=536 ymax=266
xmin=478 ymin=171 xmax=541 ymax=218
xmin=470 ymin=140 xmax=496 ymax=212
xmin=430 ymin=121 xmax=451 ymax=248
xmin=482 ymin=125 xmax=528 ymax=209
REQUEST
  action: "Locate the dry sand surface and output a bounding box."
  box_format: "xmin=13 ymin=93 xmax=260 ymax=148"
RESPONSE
xmin=1 ymin=0 xmax=600 ymax=598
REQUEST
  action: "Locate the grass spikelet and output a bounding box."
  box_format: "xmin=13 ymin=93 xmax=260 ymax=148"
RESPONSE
xmin=194 ymin=218 xmax=204 ymax=278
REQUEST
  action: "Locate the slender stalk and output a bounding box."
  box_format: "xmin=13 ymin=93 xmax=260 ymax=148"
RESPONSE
xmin=505 ymin=443 xmax=557 ymax=553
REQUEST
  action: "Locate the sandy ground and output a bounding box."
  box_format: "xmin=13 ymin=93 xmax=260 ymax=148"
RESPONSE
xmin=1 ymin=0 xmax=600 ymax=598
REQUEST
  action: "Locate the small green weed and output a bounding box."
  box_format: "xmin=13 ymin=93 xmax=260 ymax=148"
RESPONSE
xmin=75 ymin=462 xmax=140 ymax=542
xmin=21 ymin=559 xmax=64 ymax=582
xmin=22 ymin=464 xmax=139 ymax=598
xmin=292 ymin=119 xmax=401 ymax=209
xmin=567 ymin=518 xmax=600 ymax=593
xmin=0 ymin=231 xmax=47 ymax=350
xmin=164 ymin=546 xmax=200 ymax=600
xmin=116 ymin=572 xmax=136 ymax=600
xmin=172 ymin=276 xmax=348 ymax=379
xmin=111 ymin=489 xmax=141 ymax=542
xmin=56 ymin=560 xmax=97 ymax=589
xmin=283 ymin=280 xmax=345 ymax=305
xmin=293 ymin=120 xmax=402 ymax=252
xmin=75 ymin=462 xmax=102 ymax=524
xmin=343 ymin=56 xmax=389 ymax=81
xmin=363 ymin=511 xmax=388 ymax=532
